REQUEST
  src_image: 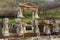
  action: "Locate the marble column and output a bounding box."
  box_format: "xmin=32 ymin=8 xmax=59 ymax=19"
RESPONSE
xmin=15 ymin=18 xmax=21 ymax=35
xmin=17 ymin=7 xmax=24 ymax=18
xmin=35 ymin=22 xmax=40 ymax=33
xmin=16 ymin=7 xmax=24 ymax=35
xmin=34 ymin=9 xmax=40 ymax=33
xmin=32 ymin=11 xmax=35 ymax=21
xmin=2 ymin=18 xmax=9 ymax=36
xmin=15 ymin=18 xmax=24 ymax=35
xmin=35 ymin=9 xmax=39 ymax=18
xmin=32 ymin=11 xmax=35 ymax=33
xmin=19 ymin=20 xmax=24 ymax=35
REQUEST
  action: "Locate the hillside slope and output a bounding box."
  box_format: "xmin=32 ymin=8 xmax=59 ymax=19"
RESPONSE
xmin=0 ymin=0 xmax=18 ymax=8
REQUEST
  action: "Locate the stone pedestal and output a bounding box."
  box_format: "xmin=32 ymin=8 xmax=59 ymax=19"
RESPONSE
xmin=15 ymin=18 xmax=24 ymax=35
xmin=2 ymin=18 xmax=9 ymax=36
xmin=35 ymin=24 xmax=40 ymax=33
xmin=35 ymin=18 xmax=40 ymax=34
xmin=20 ymin=28 xmax=24 ymax=35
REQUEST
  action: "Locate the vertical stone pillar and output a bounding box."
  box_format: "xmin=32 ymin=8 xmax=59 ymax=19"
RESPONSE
xmin=35 ymin=9 xmax=39 ymax=18
xmin=32 ymin=11 xmax=35 ymax=33
xmin=15 ymin=18 xmax=21 ymax=35
xmin=16 ymin=7 xmax=24 ymax=35
xmin=43 ymin=25 xmax=46 ymax=33
xmin=16 ymin=23 xmax=20 ymax=35
xmin=32 ymin=11 xmax=35 ymax=21
xmin=2 ymin=18 xmax=9 ymax=36
xmin=20 ymin=22 xmax=24 ymax=35
xmin=17 ymin=7 xmax=24 ymax=18
xmin=34 ymin=9 xmax=40 ymax=33
xmin=35 ymin=20 xmax=40 ymax=33
xmin=15 ymin=18 xmax=24 ymax=35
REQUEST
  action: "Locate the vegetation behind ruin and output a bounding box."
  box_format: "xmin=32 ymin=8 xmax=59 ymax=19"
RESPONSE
xmin=0 ymin=0 xmax=60 ymax=23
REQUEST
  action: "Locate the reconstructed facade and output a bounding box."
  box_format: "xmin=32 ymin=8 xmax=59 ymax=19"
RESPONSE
xmin=0 ymin=3 xmax=60 ymax=40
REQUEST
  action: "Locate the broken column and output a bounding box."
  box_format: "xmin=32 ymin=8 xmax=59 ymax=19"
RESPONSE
xmin=35 ymin=9 xmax=39 ymax=18
xmin=16 ymin=7 xmax=24 ymax=35
xmin=34 ymin=9 xmax=40 ymax=33
xmin=35 ymin=19 xmax=40 ymax=33
xmin=32 ymin=11 xmax=35 ymax=21
xmin=17 ymin=7 xmax=24 ymax=18
xmin=2 ymin=18 xmax=9 ymax=36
